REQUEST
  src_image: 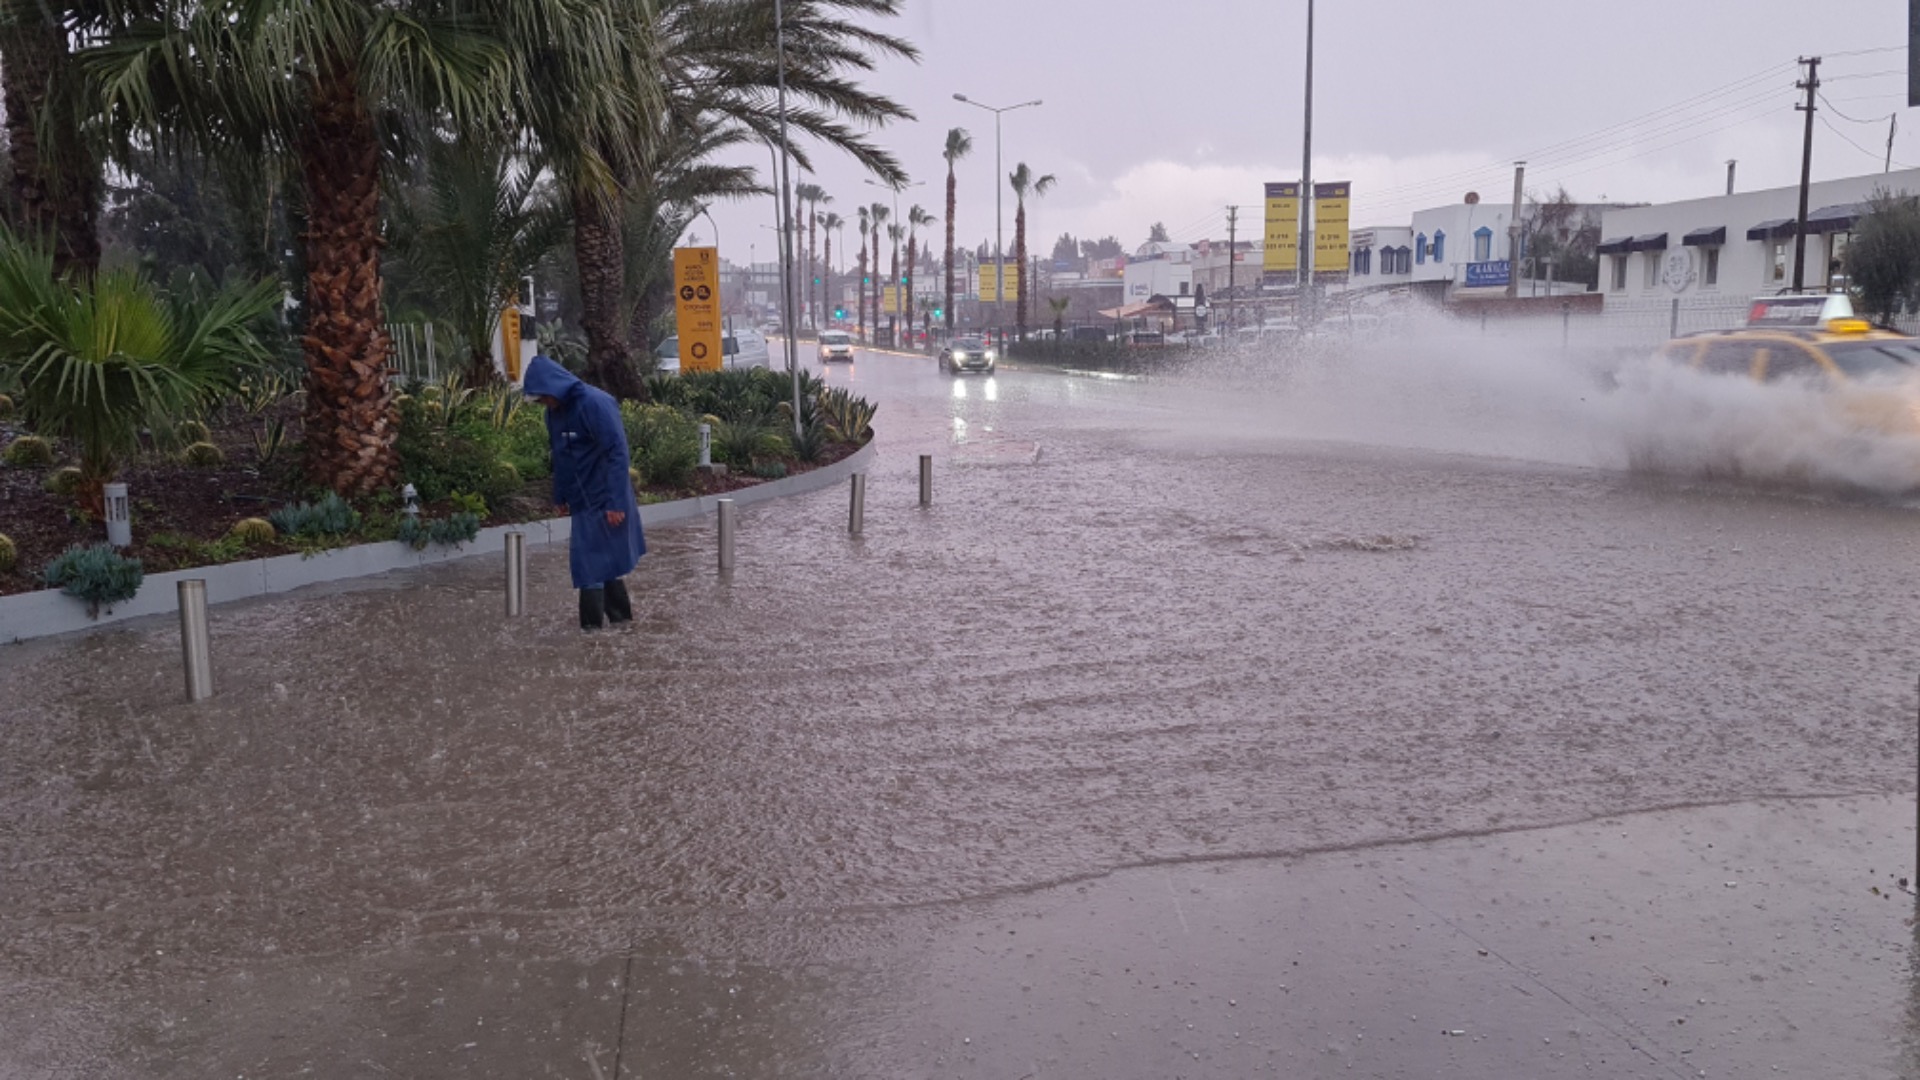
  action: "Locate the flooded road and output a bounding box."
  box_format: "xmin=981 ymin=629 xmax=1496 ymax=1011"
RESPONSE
xmin=2 ymin=343 xmax=1917 ymax=1076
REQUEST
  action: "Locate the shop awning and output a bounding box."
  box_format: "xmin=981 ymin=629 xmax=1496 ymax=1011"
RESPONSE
xmin=1805 ymin=202 xmax=1866 ymax=234
xmin=1627 ymin=233 xmax=1669 ymax=252
xmin=1596 ymin=236 xmax=1633 ymax=256
xmin=1682 ymin=226 xmax=1726 ymax=247
xmin=1746 ymin=218 xmax=1796 ymax=240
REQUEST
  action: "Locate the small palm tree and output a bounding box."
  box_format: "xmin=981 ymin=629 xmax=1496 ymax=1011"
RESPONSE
xmin=1008 ymin=163 xmax=1057 ymax=340
xmin=0 ymin=228 xmax=276 ymax=511
xmin=855 ymin=206 xmax=870 ymax=338
xmin=886 ymin=222 xmax=903 ymax=334
xmin=795 ymin=182 xmax=824 ymax=326
xmin=820 ymin=210 xmax=843 ymax=322
xmin=1047 ymin=295 xmax=1071 ymax=339
xmin=870 ymin=203 xmax=889 ymax=338
xmin=942 ymin=128 xmax=972 ymax=333
xmin=905 ymin=205 xmax=935 ymax=336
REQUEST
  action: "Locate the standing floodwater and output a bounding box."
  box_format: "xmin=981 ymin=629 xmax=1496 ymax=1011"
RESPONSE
xmin=2 ymin=341 xmax=1916 ymax=1077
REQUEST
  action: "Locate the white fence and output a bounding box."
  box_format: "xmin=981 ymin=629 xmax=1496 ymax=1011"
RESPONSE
xmin=386 ymin=322 xmax=442 ymax=383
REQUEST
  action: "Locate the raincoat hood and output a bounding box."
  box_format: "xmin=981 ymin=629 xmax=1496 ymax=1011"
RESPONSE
xmin=522 ymin=355 xmax=582 ymax=401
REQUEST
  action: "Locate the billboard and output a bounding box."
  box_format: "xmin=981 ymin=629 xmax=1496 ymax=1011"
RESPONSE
xmin=1262 ymin=182 xmax=1300 ymax=278
xmin=1464 ymin=261 xmax=1511 ymax=288
xmin=1313 ymin=182 xmax=1351 ymax=277
xmin=671 ymin=246 xmax=723 ymax=372
xmin=977 ymin=263 xmax=1020 ymax=302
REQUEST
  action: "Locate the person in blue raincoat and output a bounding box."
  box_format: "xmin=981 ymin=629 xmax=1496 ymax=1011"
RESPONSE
xmin=522 ymin=356 xmax=647 ymax=629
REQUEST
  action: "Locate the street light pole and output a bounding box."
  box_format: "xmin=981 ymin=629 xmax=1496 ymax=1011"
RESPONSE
xmin=955 ymin=93 xmax=1042 ymax=331
xmin=1298 ymin=0 xmax=1314 ymax=326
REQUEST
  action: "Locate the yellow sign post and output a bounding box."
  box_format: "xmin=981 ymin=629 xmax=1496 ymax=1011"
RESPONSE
xmin=672 ymin=246 xmax=723 ymax=372
xmin=1313 ymin=182 xmax=1352 ymax=278
xmin=1262 ymin=182 xmax=1300 ymax=280
xmin=977 ymin=264 xmax=1020 ymax=303
xmin=499 ymin=303 xmax=523 ymax=381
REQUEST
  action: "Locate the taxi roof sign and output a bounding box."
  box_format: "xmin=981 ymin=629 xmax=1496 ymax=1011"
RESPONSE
xmin=1746 ymin=293 xmax=1854 ymax=328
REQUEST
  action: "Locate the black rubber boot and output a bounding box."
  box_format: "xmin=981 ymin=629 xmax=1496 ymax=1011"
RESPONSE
xmin=578 ymin=587 xmax=606 ymax=631
xmin=604 ymin=578 xmax=633 ymax=624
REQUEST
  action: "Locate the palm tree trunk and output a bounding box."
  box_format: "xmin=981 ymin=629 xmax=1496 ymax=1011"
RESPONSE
xmin=1014 ymin=204 xmax=1029 ymax=340
xmin=888 ymin=245 xmax=898 ymax=339
xmin=944 ymin=168 xmax=957 ymax=333
xmin=298 ymin=59 xmax=398 ymax=496
xmin=856 ymin=245 xmax=866 ymax=340
xmin=1 ymin=10 xmax=100 ymax=279
xmin=871 ymin=230 xmax=882 ymax=343
xmin=823 ymin=229 xmax=833 ymax=324
xmin=807 ymin=204 xmax=818 ymax=330
xmin=572 ymin=184 xmax=639 ymax=399
xmin=905 ymin=235 xmax=916 ymax=338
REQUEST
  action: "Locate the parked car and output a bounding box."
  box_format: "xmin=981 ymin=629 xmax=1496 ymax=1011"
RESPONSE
xmin=654 ymin=328 xmax=773 ymax=374
xmin=939 ymin=334 xmax=998 ymax=375
xmin=818 ymin=329 xmax=855 ymax=363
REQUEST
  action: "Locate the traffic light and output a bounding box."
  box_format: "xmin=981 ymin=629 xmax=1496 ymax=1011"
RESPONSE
xmin=862 ymin=275 xmax=871 ymax=285
xmin=932 ymin=307 xmax=943 ymax=319
xmin=834 ymin=307 xmax=845 ymax=319
xmin=813 ymin=276 xmax=821 ymax=285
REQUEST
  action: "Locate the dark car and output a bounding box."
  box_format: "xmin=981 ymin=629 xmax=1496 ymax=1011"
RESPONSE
xmin=939 ymin=335 xmax=998 ymax=375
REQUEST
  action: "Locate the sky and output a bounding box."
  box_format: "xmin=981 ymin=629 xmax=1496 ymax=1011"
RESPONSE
xmin=698 ymin=0 xmax=1920 ymax=268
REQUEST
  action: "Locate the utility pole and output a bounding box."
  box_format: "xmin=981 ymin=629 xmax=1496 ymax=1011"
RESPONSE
xmin=1889 ymin=115 xmax=1899 ymax=173
xmin=1298 ymin=0 xmax=1315 ymax=326
xmin=1726 ymin=159 xmax=1737 ymax=196
xmin=1506 ymin=161 xmax=1526 ymax=300
xmin=1226 ymin=205 xmax=1238 ymax=332
xmin=1792 ymin=55 xmax=1820 ymax=295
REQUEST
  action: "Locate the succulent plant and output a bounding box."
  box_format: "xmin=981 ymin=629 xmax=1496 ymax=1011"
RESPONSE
xmin=493 ymin=459 xmax=521 ymax=488
xmin=228 ymin=517 xmax=277 ymax=545
xmin=2 ymin=434 xmax=54 ymax=467
xmin=176 ymin=419 xmax=211 ymax=444
xmin=268 ymin=492 xmax=361 ymax=538
xmin=42 ymin=465 xmax=82 ymax=495
xmin=0 ymin=393 xmax=14 ymax=419
xmin=42 ymin=543 xmax=144 ymax=617
xmin=181 ymin=440 xmax=225 ymax=467
xmin=0 ymin=533 xmax=15 ymax=574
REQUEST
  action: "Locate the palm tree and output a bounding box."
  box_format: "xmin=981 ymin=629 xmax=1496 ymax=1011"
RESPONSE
xmin=389 ymin=138 xmax=571 ymax=387
xmin=1008 ymin=163 xmax=1056 ymax=341
xmin=941 ymin=127 xmax=971 ymax=334
xmin=1 ymin=0 xmax=102 ymax=279
xmin=88 ymin=0 xmax=650 ymax=495
xmin=905 ymin=204 xmax=934 ymax=337
xmin=855 ymin=205 xmax=869 ymax=339
xmin=819 ymin=209 xmax=842 ymax=323
xmin=885 ymin=222 xmax=902 ymax=337
xmin=1047 ymin=295 xmax=1071 ymax=339
xmin=869 ymin=203 xmax=888 ymax=339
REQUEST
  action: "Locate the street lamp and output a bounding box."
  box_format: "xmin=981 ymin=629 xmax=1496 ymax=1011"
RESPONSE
xmin=953 ymin=93 xmax=1042 ymax=327
xmin=864 ymin=176 xmax=925 ymax=337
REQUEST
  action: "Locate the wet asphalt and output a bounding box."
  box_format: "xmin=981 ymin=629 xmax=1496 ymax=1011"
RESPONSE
xmin=2 ymin=342 xmax=1919 ymax=1077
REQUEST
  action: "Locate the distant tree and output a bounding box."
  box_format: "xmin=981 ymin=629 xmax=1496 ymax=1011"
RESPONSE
xmin=1523 ymin=185 xmax=1599 ymax=290
xmin=1147 ymin=221 xmax=1170 ymax=244
xmin=1848 ymin=190 xmax=1920 ymax=325
xmin=1081 ymin=236 xmax=1123 ymax=261
xmin=1008 ymin=162 xmax=1055 ymax=340
xmin=942 ymin=127 xmax=972 ymax=332
xmin=1050 ymin=232 xmax=1079 ymax=265
xmin=1047 ymin=295 xmax=1070 ymax=338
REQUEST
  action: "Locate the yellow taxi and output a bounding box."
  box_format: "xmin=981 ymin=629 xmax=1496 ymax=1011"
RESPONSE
xmin=1656 ymin=295 xmax=1920 ymax=434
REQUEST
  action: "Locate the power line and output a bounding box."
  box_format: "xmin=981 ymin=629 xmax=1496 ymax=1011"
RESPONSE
xmin=1818 ymin=113 xmax=1914 ymax=170
xmin=1818 ymin=90 xmax=1892 ymax=125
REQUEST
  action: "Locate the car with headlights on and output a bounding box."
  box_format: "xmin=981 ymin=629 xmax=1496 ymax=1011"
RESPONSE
xmin=939 ymin=335 xmax=997 ymax=375
xmin=818 ymin=329 xmax=855 ymax=363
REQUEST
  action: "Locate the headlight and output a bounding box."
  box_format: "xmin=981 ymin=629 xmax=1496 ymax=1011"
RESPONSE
xmin=952 ymin=351 xmax=967 ymax=360
xmin=983 ymin=350 xmax=997 ymax=361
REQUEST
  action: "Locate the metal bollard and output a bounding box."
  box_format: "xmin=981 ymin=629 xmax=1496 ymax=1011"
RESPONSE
xmin=717 ymin=498 xmax=737 ymax=574
xmin=178 ymin=579 xmax=213 ymax=702
xmin=504 ymin=531 xmax=526 ymax=617
xmin=1669 ymin=297 xmax=1680 ymax=339
xmin=919 ymin=454 xmax=933 ymax=508
xmin=698 ymin=423 xmax=712 ymax=468
xmin=849 ymin=473 xmax=866 ymax=535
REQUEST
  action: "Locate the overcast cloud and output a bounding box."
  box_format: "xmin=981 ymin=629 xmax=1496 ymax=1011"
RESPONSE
xmin=700 ymin=0 xmax=1920 ymax=262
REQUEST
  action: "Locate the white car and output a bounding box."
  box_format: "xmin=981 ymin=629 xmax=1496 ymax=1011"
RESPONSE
xmin=818 ymin=330 xmax=855 ymax=362
xmin=655 ymin=328 xmax=772 ymax=374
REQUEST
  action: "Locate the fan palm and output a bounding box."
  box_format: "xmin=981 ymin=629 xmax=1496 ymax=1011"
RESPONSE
xmin=869 ymin=202 xmax=887 ymax=337
xmin=87 ymin=0 xmax=647 ymax=495
xmin=941 ymin=127 xmax=971 ymax=333
xmin=905 ymin=204 xmax=933 ymax=334
xmin=1008 ymin=163 xmax=1056 ymax=340
xmin=855 ymin=206 xmax=869 ymax=338
xmin=819 ymin=209 xmax=842 ymax=322
xmin=0 ymin=227 xmax=276 ymax=511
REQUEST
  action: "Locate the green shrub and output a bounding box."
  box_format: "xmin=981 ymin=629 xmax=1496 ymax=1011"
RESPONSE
xmin=395 ymin=510 xmax=481 ymax=550
xmin=181 ymin=440 xmax=225 ymax=467
xmin=448 ymin=490 xmax=487 ymax=516
xmin=621 ymin=402 xmax=700 ymax=488
xmin=497 ymin=404 xmax=550 ymax=480
xmin=817 ymin=386 xmax=877 ymax=443
xmin=43 ymin=465 xmax=82 ymax=494
xmin=269 ymin=492 xmax=361 ymax=538
xmin=42 ymin=543 xmax=144 ymax=616
xmin=0 ymin=532 xmax=14 ymax=573
xmin=749 ymin=459 xmax=788 ymax=480
xmin=712 ymin=414 xmax=789 ymax=467
xmin=492 ymin=459 xmax=521 ymax=488
xmin=228 ymin=517 xmax=276 ymax=545
xmin=3 ymin=434 xmax=54 ymax=466
xmin=395 ymin=394 xmax=521 ymax=505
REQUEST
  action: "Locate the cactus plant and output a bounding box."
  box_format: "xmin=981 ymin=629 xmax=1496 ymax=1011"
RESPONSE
xmin=181 ymin=440 xmax=225 ymax=467
xmin=0 ymin=533 xmax=15 ymax=574
xmin=0 ymin=393 xmax=13 ymax=419
xmin=3 ymin=435 xmax=54 ymax=467
xmin=42 ymin=465 xmax=82 ymax=495
xmin=228 ymin=517 xmax=277 ymax=545
xmin=493 ymin=459 xmax=521 ymax=488
xmin=176 ymin=419 xmax=211 ymax=444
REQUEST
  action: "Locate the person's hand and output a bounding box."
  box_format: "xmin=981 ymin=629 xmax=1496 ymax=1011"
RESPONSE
xmin=554 ymin=503 xmax=568 ymax=516
xmin=605 ymin=509 xmax=626 ymax=527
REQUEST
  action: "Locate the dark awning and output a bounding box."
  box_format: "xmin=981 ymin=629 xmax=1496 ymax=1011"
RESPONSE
xmin=1747 ymin=218 xmax=1796 ymax=241
xmin=1596 ymin=236 xmax=1633 ymax=256
xmin=1805 ymin=202 xmax=1866 ymax=234
xmin=1627 ymin=233 xmax=1668 ymax=252
xmin=1682 ymin=226 xmax=1726 ymax=247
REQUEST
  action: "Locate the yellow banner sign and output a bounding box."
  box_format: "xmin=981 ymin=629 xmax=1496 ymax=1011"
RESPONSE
xmin=1263 ymin=182 xmax=1300 ymax=278
xmin=881 ymin=285 xmax=903 ymax=315
xmin=977 ymin=263 xmax=1020 ymax=303
xmin=499 ymin=304 xmax=523 ymax=381
xmin=1313 ymin=182 xmax=1352 ymax=277
xmin=671 ymin=246 xmax=722 ymax=372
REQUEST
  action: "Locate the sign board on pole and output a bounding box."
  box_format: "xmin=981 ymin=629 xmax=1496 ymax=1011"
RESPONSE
xmin=977 ymin=264 xmax=1020 ymax=302
xmin=1312 ymin=182 xmax=1351 ymax=277
xmin=499 ymin=304 xmax=523 ymax=381
xmin=1262 ymin=182 xmax=1300 ymax=279
xmin=1464 ymin=260 xmax=1511 ymax=288
xmin=672 ymin=246 xmax=722 ymax=373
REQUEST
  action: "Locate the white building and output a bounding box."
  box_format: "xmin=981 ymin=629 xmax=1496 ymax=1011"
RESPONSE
xmin=1597 ymin=167 xmax=1920 ymax=311
xmin=1124 ymin=240 xmax=1196 ymax=301
xmin=1347 ymin=226 xmax=1415 ymax=286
